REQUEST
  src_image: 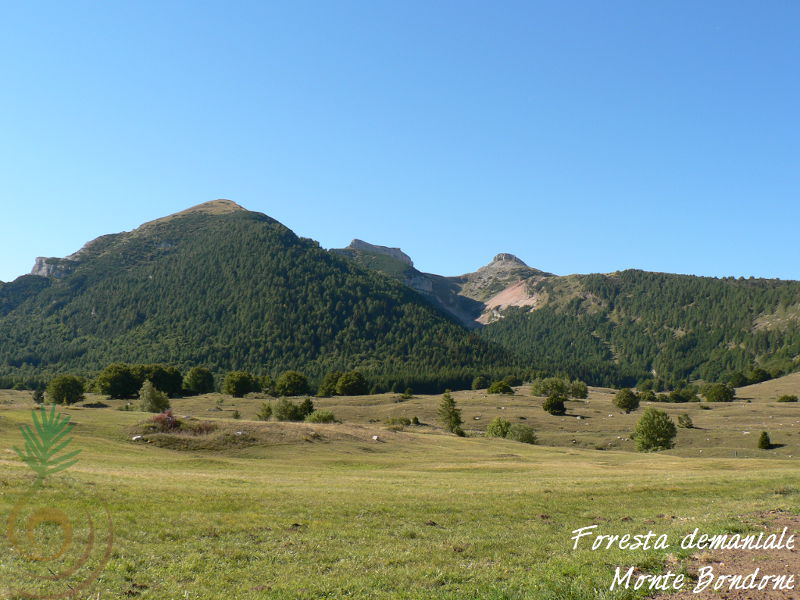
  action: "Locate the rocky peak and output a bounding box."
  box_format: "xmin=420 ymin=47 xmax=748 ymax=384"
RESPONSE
xmin=346 ymin=239 xmax=413 ymax=267
xmin=490 ymin=253 xmax=528 ymax=267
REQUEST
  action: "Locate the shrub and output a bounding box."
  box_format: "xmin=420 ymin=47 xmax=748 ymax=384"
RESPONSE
xmin=95 ymin=363 xmax=140 ymax=398
xmin=335 ymin=371 xmax=369 ymax=396
xmin=633 ymin=408 xmax=677 ymax=451
xmin=677 ymin=414 xmax=694 ymax=428
xmin=259 ymin=375 xmax=277 ymax=397
xmin=386 ymin=416 xmax=412 ymax=427
xmin=502 ymin=375 xmax=522 ymax=387
xmin=777 ymin=395 xmax=799 ymax=403
xmin=531 ymin=377 xmax=567 ymax=397
xmin=232 ymin=410 xmax=241 ymax=419
xmin=401 ymin=387 xmax=414 ymax=399
xmin=543 ymin=393 xmax=567 ymax=416
xmin=758 ymin=431 xmax=772 ymax=449
xmin=46 ymin=375 xmax=85 ymax=405
xmin=256 ymin=402 xmax=272 ymax=421
xmin=485 ymin=417 xmax=511 ymax=438
xmin=471 ymin=375 xmax=489 ymax=390
xmin=702 ymin=383 xmax=735 ymax=403
xmin=276 ymin=371 xmax=310 ymax=397
xmin=487 ymin=381 xmax=513 ymax=394
xmin=32 ymin=389 xmax=45 ymax=404
xmin=298 ymin=397 xmax=315 ymax=418
xmin=411 ymin=416 xmax=420 ymax=425
xmin=438 ymin=391 xmax=464 ymax=436
xmin=150 ymin=410 xmax=181 ymax=432
xmin=306 ymin=410 xmax=337 ymax=423
xmin=222 ymin=371 xmax=258 ymax=397
xmin=317 ymin=371 xmax=343 ymax=397
xmin=138 ymin=380 xmax=170 ymax=413
xmin=273 ymin=398 xmax=305 ymax=422
xmin=506 ymin=423 xmax=537 ymax=444
xmin=569 ymin=380 xmax=589 ymax=399
xmin=639 ymin=390 xmax=656 ymax=403
xmin=614 ymin=388 xmax=640 ymax=414
xmin=183 ymin=366 xmax=215 ymax=395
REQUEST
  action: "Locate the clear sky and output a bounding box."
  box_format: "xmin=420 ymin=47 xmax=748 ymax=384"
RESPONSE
xmin=1 ymin=1 xmax=798 ymax=282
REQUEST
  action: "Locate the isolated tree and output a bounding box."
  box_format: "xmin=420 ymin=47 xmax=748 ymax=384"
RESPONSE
xmin=487 ymin=380 xmax=513 ymax=394
xmin=471 ymin=375 xmax=489 ymax=390
xmin=542 ymin=392 xmax=567 ymax=416
xmin=506 ymin=423 xmax=537 ymax=444
xmin=569 ymin=380 xmax=589 ymax=399
xmin=298 ymin=397 xmax=315 ymax=418
xmin=276 ymin=371 xmax=310 ymax=397
xmin=335 ymin=371 xmax=368 ymax=396
xmin=138 ymin=380 xmax=170 ymax=413
xmin=222 ymin=371 xmax=258 ymax=397
xmin=702 ymin=383 xmax=735 ymax=403
xmin=531 ymin=377 xmax=568 ymax=397
xmin=46 ymin=375 xmax=85 ymax=405
xmin=183 ymin=366 xmax=215 ymax=395
xmin=256 ymin=402 xmax=272 ymax=421
xmin=438 ymin=391 xmax=464 ymax=436
xmin=96 ymin=363 xmax=139 ymax=398
xmin=677 ymin=414 xmax=694 ymax=429
xmin=485 ymin=417 xmax=511 ymax=438
xmin=614 ymin=388 xmax=640 ymax=413
xmin=633 ymin=408 xmax=677 ymax=452
xmin=32 ymin=389 xmax=45 ymax=404
xmin=758 ymin=431 xmax=772 ymax=450
xmin=318 ymin=371 xmax=344 ymax=397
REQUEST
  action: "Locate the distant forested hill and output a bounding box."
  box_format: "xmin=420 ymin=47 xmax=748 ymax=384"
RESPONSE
xmin=0 ymin=201 xmax=509 ymax=390
xmin=479 ymin=270 xmax=800 ymax=388
xmin=2 ymin=200 xmax=799 ymax=391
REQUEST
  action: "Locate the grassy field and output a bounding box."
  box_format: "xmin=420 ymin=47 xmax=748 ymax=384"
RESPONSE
xmin=1 ymin=378 xmax=799 ymax=599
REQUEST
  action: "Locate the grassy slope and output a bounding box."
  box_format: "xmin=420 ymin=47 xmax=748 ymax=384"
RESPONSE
xmin=1 ymin=388 xmax=800 ymax=599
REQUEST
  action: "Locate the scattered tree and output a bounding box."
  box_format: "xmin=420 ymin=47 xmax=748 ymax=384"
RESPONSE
xmin=777 ymin=395 xmax=798 ymax=403
xmin=569 ymin=380 xmax=589 ymax=399
xmin=138 ymin=380 xmax=170 ymax=413
xmin=96 ymin=363 xmax=140 ymax=398
xmin=306 ymin=410 xmax=337 ymax=423
xmin=183 ymin=366 xmax=215 ymax=395
xmin=32 ymin=389 xmax=45 ymax=404
xmin=317 ymin=371 xmax=344 ymax=397
xmin=758 ymin=431 xmax=772 ymax=450
xmin=542 ymin=393 xmax=567 ymax=416
xmin=471 ymin=375 xmax=489 ymax=390
xmin=335 ymin=371 xmax=368 ymax=396
xmin=487 ymin=380 xmax=513 ymax=394
xmin=438 ymin=391 xmax=464 ymax=436
xmin=677 ymin=414 xmax=694 ymax=428
xmin=614 ymin=388 xmax=640 ymax=414
xmin=276 ymin=371 xmax=310 ymax=397
xmin=485 ymin=417 xmax=511 ymax=438
xmin=222 ymin=371 xmax=258 ymax=397
xmin=46 ymin=375 xmax=85 ymax=405
xmin=702 ymin=383 xmax=735 ymax=403
xmin=506 ymin=423 xmax=537 ymax=444
xmin=256 ymin=402 xmax=272 ymax=421
xmin=633 ymin=408 xmax=677 ymax=451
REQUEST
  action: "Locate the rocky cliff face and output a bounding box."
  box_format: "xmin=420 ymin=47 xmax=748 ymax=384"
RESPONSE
xmin=30 ymin=257 xmax=77 ymax=279
xmin=346 ymin=240 xmax=413 ymax=267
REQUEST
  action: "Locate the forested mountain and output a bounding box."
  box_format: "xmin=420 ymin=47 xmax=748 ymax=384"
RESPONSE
xmin=2 ymin=199 xmax=799 ymax=391
xmin=0 ymin=200 xmax=509 ymax=390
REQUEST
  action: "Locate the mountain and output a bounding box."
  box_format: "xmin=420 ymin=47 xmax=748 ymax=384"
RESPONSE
xmin=0 ymin=200 xmax=510 ymax=391
xmin=3 ymin=200 xmax=800 ymax=392
xmin=335 ymin=243 xmax=800 ymax=388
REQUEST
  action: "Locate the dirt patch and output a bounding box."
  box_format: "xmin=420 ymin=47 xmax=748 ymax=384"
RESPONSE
xmin=651 ymin=511 xmax=800 ymax=599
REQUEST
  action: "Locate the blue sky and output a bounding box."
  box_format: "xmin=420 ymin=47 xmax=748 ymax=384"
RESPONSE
xmin=1 ymin=1 xmax=798 ymax=282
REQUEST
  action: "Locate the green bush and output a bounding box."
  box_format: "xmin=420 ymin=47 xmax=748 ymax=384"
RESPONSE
xmin=506 ymin=423 xmax=537 ymax=444
xmin=530 ymin=377 xmax=567 ymax=397
xmin=276 ymin=371 xmax=310 ymax=397
xmin=633 ymin=408 xmax=677 ymax=451
xmin=487 ymin=381 xmax=513 ymax=394
xmin=335 ymin=371 xmax=369 ymax=396
xmin=222 ymin=371 xmax=258 ymax=397
xmin=138 ymin=380 xmax=170 ymax=413
xmin=317 ymin=371 xmax=344 ymax=397
xmin=614 ymin=388 xmax=640 ymax=413
xmin=183 ymin=366 xmax=215 ymax=395
xmin=569 ymin=380 xmax=589 ymax=399
xmin=273 ymin=398 xmax=305 ymax=422
xmin=256 ymin=402 xmax=272 ymax=421
xmin=758 ymin=431 xmax=772 ymax=449
xmin=306 ymin=410 xmax=337 ymax=423
xmin=46 ymin=375 xmax=85 ymax=405
xmin=777 ymin=395 xmax=799 ymax=403
xmin=485 ymin=417 xmax=511 ymax=438
xmin=542 ymin=393 xmax=566 ymax=416
xmin=471 ymin=375 xmax=489 ymax=390
xmin=438 ymin=391 xmax=464 ymax=436
xmin=702 ymin=383 xmax=735 ymax=402
xmin=677 ymin=413 xmax=694 ymax=428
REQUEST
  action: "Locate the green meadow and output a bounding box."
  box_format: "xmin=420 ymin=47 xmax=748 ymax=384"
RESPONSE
xmin=1 ymin=382 xmax=799 ymax=599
